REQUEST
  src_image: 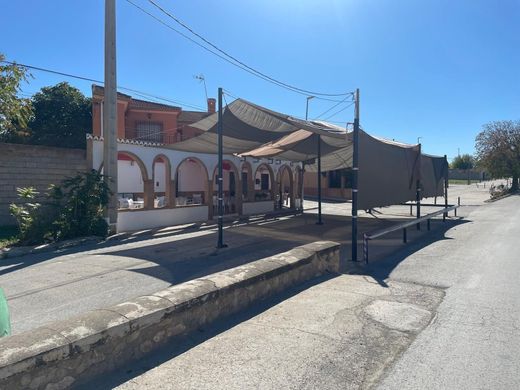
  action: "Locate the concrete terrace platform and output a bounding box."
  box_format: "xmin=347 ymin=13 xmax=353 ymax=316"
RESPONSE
xmin=0 ymin=184 xmax=492 ymax=335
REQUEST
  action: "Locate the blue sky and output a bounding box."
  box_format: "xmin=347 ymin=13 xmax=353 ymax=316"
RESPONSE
xmin=1 ymin=0 xmax=519 ymax=159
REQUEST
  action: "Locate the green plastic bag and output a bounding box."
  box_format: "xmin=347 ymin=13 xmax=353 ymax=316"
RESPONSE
xmin=0 ymin=287 xmax=11 ymax=337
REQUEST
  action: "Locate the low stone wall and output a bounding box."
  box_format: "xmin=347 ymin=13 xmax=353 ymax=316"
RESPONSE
xmin=0 ymin=241 xmax=340 ymax=390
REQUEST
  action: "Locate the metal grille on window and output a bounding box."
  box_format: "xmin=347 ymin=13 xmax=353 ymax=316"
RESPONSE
xmin=136 ymin=121 xmax=163 ymax=142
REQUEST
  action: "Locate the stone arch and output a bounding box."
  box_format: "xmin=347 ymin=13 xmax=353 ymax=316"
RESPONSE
xmin=241 ymin=161 xmax=254 ymax=202
xmin=116 ymin=151 xmax=151 ymax=209
xmin=152 ymin=154 xmax=173 ymax=208
xmin=276 ymin=164 xmax=295 ymax=209
xmin=175 ymin=156 xmax=210 ymax=207
xmin=254 ymin=163 xmax=275 ymax=202
xmin=211 ymin=160 xmax=240 ymax=216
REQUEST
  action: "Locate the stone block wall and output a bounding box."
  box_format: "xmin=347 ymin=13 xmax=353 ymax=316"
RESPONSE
xmin=0 ymin=143 xmax=87 ymax=225
xmin=0 ymin=241 xmax=340 ymax=389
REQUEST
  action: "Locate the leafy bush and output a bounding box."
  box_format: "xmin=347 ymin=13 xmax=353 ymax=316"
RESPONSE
xmin=9 ymin=187 xmax=52 ymax=244
xmin=48 ymin=170 xmax=110 ymax=240
xmin=9 ymin=170 xmax=111 ymax=245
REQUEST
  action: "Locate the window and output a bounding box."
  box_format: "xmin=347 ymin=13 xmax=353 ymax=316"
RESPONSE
xmin=136 ymin=121 xmax=163 ymax=142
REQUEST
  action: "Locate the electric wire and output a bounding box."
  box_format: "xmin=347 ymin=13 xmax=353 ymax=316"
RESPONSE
xmin=314 ymin=94 xmax=354 ymax=120
xmin=0 ymin=60 xmax=205 ymax=111
xmin=322 ymin=101 xmax=355 ymax=121
xmin=125 ymin=0 xmax=353 ymax=100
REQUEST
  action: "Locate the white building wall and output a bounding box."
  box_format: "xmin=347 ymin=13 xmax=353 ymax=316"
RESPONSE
xmin=118 ymin=160 xmax=144 ymax=193
xmin=178 ymin=160 xmax=205 ymax=191
xmin=117 ymin=206 xmax=208 ymax=232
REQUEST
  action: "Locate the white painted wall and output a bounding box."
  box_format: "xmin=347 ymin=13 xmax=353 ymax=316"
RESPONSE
xmin=91 ymin=139 xmax=298 ymax=183
xmin=117 ymin=206 xmax=208 ymax=232
xmin=178 ymin=160 xmax=205 ymax=191
xmin=118 ymin=160 xmax=144 ymax=193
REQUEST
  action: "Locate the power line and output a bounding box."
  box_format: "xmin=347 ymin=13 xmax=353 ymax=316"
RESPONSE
xmin=126 ymin=0 xmax=353 ymax=99
xmin=0 ymin=59 xmax=205 ymax=111
xmin=314 ymin=94 xmax=354 ymax=120
xmin=322 ymin=101 xmax=355 ymax=121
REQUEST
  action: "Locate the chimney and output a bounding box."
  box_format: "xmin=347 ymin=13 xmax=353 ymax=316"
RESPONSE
xmin=207 ymin=98 xmax=216 ymax=114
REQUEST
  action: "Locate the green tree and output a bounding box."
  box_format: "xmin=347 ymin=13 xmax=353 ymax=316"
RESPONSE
xmin=475 ymin=120 xmax=520 ymax=191
xmin=450 ymin=154 xmax=475 ymax=170
xmin=28 ymin=82 xmax=92 ymax=149
xmin=0 ymin=54 xmax=32 ymax=142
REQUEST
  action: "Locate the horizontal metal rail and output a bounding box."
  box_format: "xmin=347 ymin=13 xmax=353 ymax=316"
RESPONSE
xmin=362 ymin=204 xmax=460 ymax=263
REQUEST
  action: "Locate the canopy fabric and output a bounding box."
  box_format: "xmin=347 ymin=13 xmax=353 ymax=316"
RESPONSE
xmin=168 ymin=99 xmax=349 ymax=159
xmin=166 ymin=97 xmax=448 ymax=209
xmin=421 ymin=154 xmax=448 ymax=198
xmin=358 ymin=131 xmax=420 ymax=209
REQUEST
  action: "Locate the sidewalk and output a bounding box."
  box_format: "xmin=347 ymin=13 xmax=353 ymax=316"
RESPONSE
xmin=84 ymin=274 xmax=444 ymax=390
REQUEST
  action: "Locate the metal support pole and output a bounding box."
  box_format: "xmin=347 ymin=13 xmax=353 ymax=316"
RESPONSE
xmin=416 ymin=143 xmax=421 ymax=231
xmin=317 ymin=135 xmax=323 ymax=225
xmin=217 ymin=87 xmax=226 ymax=248
xmin=443 ymin=154 xmax=449 ymax=220
xmin=300 ymin=162 xmax=305 ymax=211
xmin=363 ymin=234 xmax=368 ymax=264
xmin=103 ymin=0 xmax=118 ymax=234
xmin=352 ymin=88 xmax=360 ymax=262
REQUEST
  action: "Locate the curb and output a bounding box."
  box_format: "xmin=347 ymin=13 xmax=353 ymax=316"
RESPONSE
xmin=0 ymin=241 xmax=340 ymax=390
xmin=0 ymin=236 xmax=102 ymax=260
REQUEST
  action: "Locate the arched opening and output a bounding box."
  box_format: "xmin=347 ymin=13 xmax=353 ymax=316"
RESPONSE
xmin=254 ymin=163 xmax=274 ymax=202
xmin=175 ymin=157 xmax=208 ymax=206
xmin=116 ymin=151 xmax=148 ymax=210
xmin=212 ymin=160 xmax=239 ymax=216
xmin=276 ymin=165 xmax=294 ymax=210
xmin=152 ymin=154 xmax=171 ymax=208
xmin=241 ymin=161 xmax=253 ymax=203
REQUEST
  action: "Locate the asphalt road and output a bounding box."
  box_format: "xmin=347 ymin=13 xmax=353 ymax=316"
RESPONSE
xmin=377 ymin=193 xmax=520 ymax=389
xmin=1 ymin=187 xmax=475 ymax=335
xmin=82 ymin=186 xmax=520 ymax=389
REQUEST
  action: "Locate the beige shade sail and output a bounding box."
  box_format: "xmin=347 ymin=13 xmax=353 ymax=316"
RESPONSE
xmin=166 ymin=98 xmax=447 ymax=209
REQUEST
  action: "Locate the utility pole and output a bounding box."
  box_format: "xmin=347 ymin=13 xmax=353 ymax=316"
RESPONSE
xmin=103 ymin=0 xmax=118 ymax=234
xmin=300 ymin=97 xmax=314 ymax=213
xmin=416 ymin=143 xmax=422 ymax=230
xmin=217 ymin=87 xmax=226 ymax=248
xmin=352 ymin=88 xmax=360 ymax=262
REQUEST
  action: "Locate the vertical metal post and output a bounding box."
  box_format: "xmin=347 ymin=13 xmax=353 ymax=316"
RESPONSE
xmin=300 ymin=162 xmax=305 ymax=211
xmin=363 ymin=234 xmax=368 ymax=264
xmin=416 ymin=143 xmax=421 ymax=231
xmin=352 ymin=88 xmax=360 ymax=262
xmin=217 ymin=87 xmax=226 ymax=248
xmin=317 ymin=135 xmax=323 ymax=225
xmin=103 ymin=0 xmax=118 ymax=234
xmin=443 ymin=154 xmax=449 ymax=220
